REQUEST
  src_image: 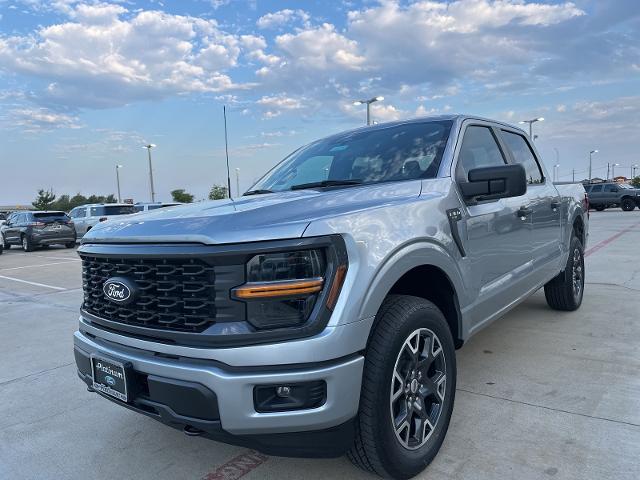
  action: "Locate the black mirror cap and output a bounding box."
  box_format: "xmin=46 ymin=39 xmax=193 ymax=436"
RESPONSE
xmin=460 ymin=164 xmax=527 ymax=203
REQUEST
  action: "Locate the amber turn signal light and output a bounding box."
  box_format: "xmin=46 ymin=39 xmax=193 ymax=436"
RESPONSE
xmin=233 ymin=278 xmax=324 ymax=299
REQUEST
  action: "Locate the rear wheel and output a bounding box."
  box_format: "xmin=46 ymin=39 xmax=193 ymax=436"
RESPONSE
xmin=1 ymin=234 xmax=9 ymax=249
xmin=65 ymin=241 xmax=76 ymax=249
xmin=621 ymin=198 xmax=635 ymax=211
xmin=594 ymin=205 xmax=605 ymax=211
xmin=544 ymin=235 xmax=584 ymax=311
xmin=22 ymin=235 xmax=35 ymax=252
xmin=348 ymin=295 xmax=456 ymax=479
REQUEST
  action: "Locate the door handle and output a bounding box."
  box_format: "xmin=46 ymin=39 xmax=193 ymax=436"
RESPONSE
xmin=517 ymin=207 xmax=533 ymax=220
xmin=550 ymin=201 xmax=560 ymax=211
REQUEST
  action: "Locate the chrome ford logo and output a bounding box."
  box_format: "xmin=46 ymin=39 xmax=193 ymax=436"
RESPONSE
xmin=105 ymin=375 xmax=116 ymax=386
xmin=103 ymin=277 xmax=137 ymax=305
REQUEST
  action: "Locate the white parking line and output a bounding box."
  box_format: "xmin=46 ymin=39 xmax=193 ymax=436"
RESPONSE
xmin=0 ymin=275 xmax=67 ymax=291
xmin=31 ymin=254 xmax=81 ymax=261
xmin=0 ymin=261 xmax=78 ymax=272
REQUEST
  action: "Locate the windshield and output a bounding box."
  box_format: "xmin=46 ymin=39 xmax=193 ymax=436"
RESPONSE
xmin=250 ymin=121 xmax=452 ymax=193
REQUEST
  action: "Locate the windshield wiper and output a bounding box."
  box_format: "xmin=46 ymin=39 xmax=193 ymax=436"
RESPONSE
xmin=290 ymin=179 xmax=363 ymax=190
xmin=243 ymin=189 xmax=274 ymax=196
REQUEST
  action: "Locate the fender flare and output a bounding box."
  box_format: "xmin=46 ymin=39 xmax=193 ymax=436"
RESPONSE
xmin=357 ymin=239 xmax=466 ymax=337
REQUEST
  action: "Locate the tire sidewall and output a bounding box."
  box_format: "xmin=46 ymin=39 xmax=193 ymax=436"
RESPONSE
xmin=371 ymin=301 xmax=456 ymax=478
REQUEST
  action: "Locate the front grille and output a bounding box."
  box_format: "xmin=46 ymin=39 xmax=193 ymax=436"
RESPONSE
xmin=81 ymin=255 xmax=217 ymax=332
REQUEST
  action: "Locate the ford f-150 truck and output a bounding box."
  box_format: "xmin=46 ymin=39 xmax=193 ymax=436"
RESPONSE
xmin=74 ymin=115 xmax=588 ymax=479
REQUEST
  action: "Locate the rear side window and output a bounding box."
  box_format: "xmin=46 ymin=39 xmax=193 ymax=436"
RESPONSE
xmin=134 ymin=205 xmax=145 ymax=212
xmin=103 ymin=206 xmax=136 ymax=215
xmin=456 ymin=126 xmax=506 ymax=181
xmin=590 ymin=185 xmax=603 ymax=193
xmin=604 ymin=184 xmax=618 ymax=192
xmin=501 ymin=131 xmax=544 ymax=184
xmin=71 ymin=208 xmax=86 ymax=218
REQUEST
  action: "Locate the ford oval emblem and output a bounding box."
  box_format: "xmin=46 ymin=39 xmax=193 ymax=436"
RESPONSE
xmin=105 ymin=375 xmax=116 ymax=386
xmin=103 ymin=277 xmax=137 ymax=305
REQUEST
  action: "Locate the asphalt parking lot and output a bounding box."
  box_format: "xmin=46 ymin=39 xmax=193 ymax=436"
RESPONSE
xmin=1 ymin=211 xmax=639 ymax=480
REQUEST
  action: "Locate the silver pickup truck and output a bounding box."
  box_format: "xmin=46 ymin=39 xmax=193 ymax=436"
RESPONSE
xmin=74 ymin=115 xmax=588 ymax=479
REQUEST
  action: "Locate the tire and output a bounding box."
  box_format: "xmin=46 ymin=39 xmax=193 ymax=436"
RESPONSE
xmin=65 ymin=241 xmax=76 ymax=249
xmin=22 ymin=235 xmax=35 ymax=252
xmin=621 ymin=198 xmax=635 ymax=211
xmin=594 ymin=205 xmax=605 ymax=211
xmin=348 ymin=295 xmax=456 ymax=479
xmin=544 ymin=235 xmax=584 ymax=311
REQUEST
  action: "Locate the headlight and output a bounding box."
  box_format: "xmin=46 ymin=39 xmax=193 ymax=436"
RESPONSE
xmin=233 ymin=249 xmax=328 ymax=329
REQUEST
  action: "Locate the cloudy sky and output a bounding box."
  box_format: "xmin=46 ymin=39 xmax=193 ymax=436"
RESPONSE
xmin=1 ymin=0 xmax=639 ymax=204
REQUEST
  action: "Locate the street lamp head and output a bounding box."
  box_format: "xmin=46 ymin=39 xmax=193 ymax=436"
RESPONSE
xmin=537 ymin=117 xmax=544 ymax=122
xmin=375 ymin=96 xmax=384 ymax=101
xmin=143 ymin=143 xmax=156 ymax=149
xmin=554 ymin=164 xmax=560 ymax=168
xmin=613 ymin=163 xmax=620 ymax=166
xmin=590 ymin=149 xmax=598 ymax=154
xmin=353 ymin=100 xmax=363 ymax=106
xmin=518 ymin=121 xmax=526 ymax=124
xmin=116 ymin=164 xmax=123 ymax=168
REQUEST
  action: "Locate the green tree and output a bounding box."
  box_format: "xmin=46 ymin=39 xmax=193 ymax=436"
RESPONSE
xmin=52 ymin=194 xmax=71 ymax=212
xmin=208 ymin=184 xmax=228 ymax=200
xmin=32 ymin=189 xmax=56 ymax=210
xmin=171 ymin=189 xmax=195 ymax=203
xmin=69 ymin=193 xmax=88 ymax=209
xmin=631 ymin=176 xmax=640 ymax=188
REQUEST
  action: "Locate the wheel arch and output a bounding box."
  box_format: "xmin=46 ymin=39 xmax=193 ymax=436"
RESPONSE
xmin=359 ymin=242 xmax=466 ymax=348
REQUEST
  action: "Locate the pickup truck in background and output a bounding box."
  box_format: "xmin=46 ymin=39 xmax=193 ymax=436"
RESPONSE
xmin=584 ymin=182 xmax=640 ymax=211
xmin=74 ymin=115 xmax=588 ymax=479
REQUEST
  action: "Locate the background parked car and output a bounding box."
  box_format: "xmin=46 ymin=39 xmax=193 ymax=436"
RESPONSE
xmin=584 ymin=183 xmax=640 ymax=211
xmin=133 ymin=202 xmax=181 ymax=213
xmin=1 ymin=211 xmax=76 ymax=251
xmin=69 ymin=203 xmax=137 ymax=237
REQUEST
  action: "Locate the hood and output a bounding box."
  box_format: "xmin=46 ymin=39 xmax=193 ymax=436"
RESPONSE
xmin=82 ymin=180 xmax=422 ymax=245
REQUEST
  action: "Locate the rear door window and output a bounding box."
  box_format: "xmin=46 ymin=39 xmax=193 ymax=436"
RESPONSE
xmin=102 ymin=205 xmax=136 ymax=215
xmin=604 ymin=184 xmax=618 ymax=192
xmin=590 ymin=185 xmax=603 ymax=193
xmin=500 ymin=130 xmax=544 ymax=184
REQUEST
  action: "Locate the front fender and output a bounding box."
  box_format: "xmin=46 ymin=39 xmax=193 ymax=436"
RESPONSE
xmin=358 ymin=238 xmax=466 ymax=328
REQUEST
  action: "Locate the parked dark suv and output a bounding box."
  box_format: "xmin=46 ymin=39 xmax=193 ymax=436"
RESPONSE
xmin=584 ymin=183 xmax=640 ymax=211
xmin=1 ymin=211 xmax=76 ymax=251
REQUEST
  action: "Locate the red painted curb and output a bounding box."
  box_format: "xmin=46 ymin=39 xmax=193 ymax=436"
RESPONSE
xmin=585 ymin=221 xmax=640 ymax=258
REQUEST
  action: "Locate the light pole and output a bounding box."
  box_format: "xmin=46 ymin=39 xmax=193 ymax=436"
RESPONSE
xmin=612 ymin=163 xmax=620 ymax=180
xmin=353 ymin=96 xmax=384 ymax=125
xmin=631 ymin=164 xmax=638 ymax=180
xmin=235 ymin=168 xmax=240 ymax=197
xmin=115 ymin=164 xmax=123 ymax=202
xmin=553 ymin=164 xmax=560 ymax=182
xmin=588 ymin=149 xmax=598 ymax=182
xmin=143 ymin=144 xmax=157 ymax=202
xmin=519 ymin=117 xmax=544 ymax=140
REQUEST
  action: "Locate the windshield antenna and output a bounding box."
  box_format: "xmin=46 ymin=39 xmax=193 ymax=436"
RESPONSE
xmin=223 ymin=105 xmax=232 ymax=200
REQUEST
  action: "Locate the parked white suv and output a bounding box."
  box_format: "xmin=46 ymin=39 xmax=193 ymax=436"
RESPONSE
xmin=69 ymin=203 xmax=137 ymax=237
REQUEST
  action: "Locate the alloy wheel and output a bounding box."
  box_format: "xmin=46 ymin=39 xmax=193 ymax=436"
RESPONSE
xmin=390 ymin=328 xmax=446 ymax=450
xmin=572 ymin=247 xmax=584 ymax=300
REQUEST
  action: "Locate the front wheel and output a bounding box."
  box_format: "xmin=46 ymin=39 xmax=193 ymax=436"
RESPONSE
xmin=621 ymin=198 xmax=635 ymax=211
xmin=348 ymin=295 xmax=456 ymax=479
xmin=65 ymin=241 xmax=76 ymax=249
xmin=1 ymin=233 xmax=9 ymax=250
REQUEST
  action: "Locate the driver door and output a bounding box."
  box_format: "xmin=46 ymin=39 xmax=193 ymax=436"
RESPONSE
xmin=454 ymin=123 xmax=536 ymax=333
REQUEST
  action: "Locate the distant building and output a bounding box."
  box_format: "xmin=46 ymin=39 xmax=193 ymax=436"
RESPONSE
xmin=613 ymin=176 xmax=628 ymax=183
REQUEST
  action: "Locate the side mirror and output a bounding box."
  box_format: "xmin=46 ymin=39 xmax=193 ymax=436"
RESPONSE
xmin=459 ymin=164 xmax=527 ymax=203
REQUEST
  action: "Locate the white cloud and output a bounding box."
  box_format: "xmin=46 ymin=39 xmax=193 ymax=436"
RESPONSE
xmin=274 ymin=23 xmax=366 ymax=71
xmin=256 ymin=9 xmax=310 ymax=29
xmin=0 ymin=5 xmax=254 ymax=109
xmin=7 ymin=107 xmax=81 ymax=132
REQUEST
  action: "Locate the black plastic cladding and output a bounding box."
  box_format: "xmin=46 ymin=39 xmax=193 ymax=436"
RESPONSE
xmin=78 ymin=235 xmax=348 ymax=348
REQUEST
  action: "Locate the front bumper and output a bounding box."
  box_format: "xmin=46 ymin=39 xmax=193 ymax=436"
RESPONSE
xmin=74 ymin=330 xmax=363 ymax=453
